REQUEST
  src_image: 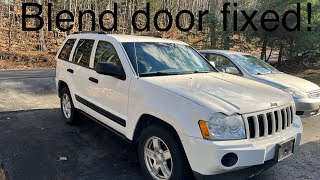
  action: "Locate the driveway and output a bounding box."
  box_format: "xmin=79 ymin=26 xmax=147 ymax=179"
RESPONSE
xmin=0 ymin=69 xmax=58 ymax=111
xmin=0 ymin=69 xmax=319 ymax=180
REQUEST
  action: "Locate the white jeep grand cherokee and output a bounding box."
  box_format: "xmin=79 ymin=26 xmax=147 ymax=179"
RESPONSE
xmin=55 ymin=32 xmax=303 ymax=180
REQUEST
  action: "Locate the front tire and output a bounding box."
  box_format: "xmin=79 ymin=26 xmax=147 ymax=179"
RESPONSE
xmin=138 ymin=125 xmax=193 ymax=180
xmin=60 ymin=87 xmax=79 ymax=124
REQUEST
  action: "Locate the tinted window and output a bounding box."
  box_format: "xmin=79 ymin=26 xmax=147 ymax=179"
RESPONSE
xmin=207 ymin=54 xmax=236 ymax=72
xmin=58 ymin=39 xmax=76 ymax=61
xmin=72 ymin=39 xmax=95 ymax=67
xmin=94 ymin=41 xmax=123 ymax=70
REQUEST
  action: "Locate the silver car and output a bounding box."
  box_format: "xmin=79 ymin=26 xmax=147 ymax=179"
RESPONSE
xmin=200 ymin=50 xmax=320 ymax=118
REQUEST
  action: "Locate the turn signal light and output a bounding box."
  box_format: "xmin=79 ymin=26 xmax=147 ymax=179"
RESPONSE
xmin=198 ymin=120 xmax=210 ymax=140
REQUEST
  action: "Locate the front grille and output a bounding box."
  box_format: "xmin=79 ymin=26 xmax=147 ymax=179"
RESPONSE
xmin=309 ymin=89 xmax=320 ymax=98
xmin=243 ymin=105 xmax=294 ymax=139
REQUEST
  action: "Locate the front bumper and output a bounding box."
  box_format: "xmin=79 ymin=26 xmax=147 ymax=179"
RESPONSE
xmin=294 ymin=97 xmax=320 ymax=117
xmin=193 ymin=159 xmax=277 ymax=180
xmin=179 ymin=116 xmax=302 ymax=177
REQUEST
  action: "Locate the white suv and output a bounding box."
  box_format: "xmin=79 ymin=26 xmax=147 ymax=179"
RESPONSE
xmin=55 ymin=33 xmax=303 ymax=179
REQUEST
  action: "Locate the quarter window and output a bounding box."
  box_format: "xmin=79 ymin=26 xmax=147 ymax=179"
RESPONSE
xmin=58 ymin=39 xmax=76 ymax=61
xmin=94 ymin=41 xmax=123 ymax=70
xmin=72 ymin=39 xmax=95 ymax=67
xmin=207 ymin=54 xmax=236 ymax=72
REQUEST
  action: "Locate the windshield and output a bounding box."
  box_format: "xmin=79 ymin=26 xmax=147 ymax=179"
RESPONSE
xmin=229 ymin=54 xmax=280 ymax=75
xmin=122 ymin=42 xmax=216 ymax=77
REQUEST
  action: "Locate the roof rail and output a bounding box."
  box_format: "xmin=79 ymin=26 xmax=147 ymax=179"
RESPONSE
xmin=73 ymin=31 xmax=106 ymax=34
xmin=139 ymin=35 xmax=162 ymax=38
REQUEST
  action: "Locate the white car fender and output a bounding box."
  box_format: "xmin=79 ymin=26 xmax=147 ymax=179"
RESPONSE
xmin=126 ymin=78 xmax=211 ymax=140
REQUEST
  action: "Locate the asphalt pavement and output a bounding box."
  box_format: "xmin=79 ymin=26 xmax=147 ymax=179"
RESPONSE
xmin=0 ymin=69 xmax=319 ymax=180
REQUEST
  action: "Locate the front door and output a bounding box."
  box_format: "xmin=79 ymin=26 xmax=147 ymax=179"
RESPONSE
xmin=86 ymin=40 xmax=130 ymax=134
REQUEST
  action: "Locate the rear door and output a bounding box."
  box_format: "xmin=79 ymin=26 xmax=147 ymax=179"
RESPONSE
xmin=69 ymin=37 xmax=97 ymax=110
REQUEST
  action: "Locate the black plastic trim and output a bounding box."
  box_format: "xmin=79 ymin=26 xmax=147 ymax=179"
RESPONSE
xmin=75 ymin=95 xmax=126 ymax=127
xmin=78 ymin=110 xmax=131 ymax=143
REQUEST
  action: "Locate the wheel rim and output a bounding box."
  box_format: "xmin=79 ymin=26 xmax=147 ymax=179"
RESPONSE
xmin=62 ymin=94 xmax=72 ymax=119
xmin=144 ymin=136 xmax=173 ymax=180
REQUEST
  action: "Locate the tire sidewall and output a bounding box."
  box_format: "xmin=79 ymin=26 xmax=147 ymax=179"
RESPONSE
xmin=60 ymin=88 xmax=76 ymax=124
xmin=138 ymin=125 xmax=192 ymax=180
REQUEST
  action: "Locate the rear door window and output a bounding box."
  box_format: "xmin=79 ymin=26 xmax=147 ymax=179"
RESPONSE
xmin=72 ymin=39 xmax=95 ymax=68
xmin=58 ymin=39 xmax=76 ymax=61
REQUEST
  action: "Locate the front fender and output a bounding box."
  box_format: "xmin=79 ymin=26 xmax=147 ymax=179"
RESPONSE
xmin=126 ymin=78 xmax=211 ymax=140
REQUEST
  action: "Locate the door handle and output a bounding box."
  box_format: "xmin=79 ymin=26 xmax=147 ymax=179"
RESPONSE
xmin=67 ymin=69 xmax=74 ymax=73
xmin=89 ymin=77 xmax=99 ymax=84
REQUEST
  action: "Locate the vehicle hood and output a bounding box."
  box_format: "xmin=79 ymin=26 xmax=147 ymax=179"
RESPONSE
xmin=253 ymin=73 xmax=320 ymax=92
xmin=142 ymin=73 xmax=292 ymax=115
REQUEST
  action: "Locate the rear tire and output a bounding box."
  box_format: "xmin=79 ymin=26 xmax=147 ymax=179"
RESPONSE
xmin=60 ymin=87 xmax=79 ymax=124
xmin=138 ymin=124 xmax=193 ymax=180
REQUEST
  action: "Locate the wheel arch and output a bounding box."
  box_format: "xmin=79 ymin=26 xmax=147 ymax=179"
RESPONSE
xmin=58 ymin=80 xmax=69 ymax=98
xmin=133 ymin=114 xmax=194 ymax=178
xmin=132 ymin=114 xmax=181 ymax=145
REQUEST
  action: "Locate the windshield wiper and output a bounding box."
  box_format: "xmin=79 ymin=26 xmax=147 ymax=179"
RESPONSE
xmin=139 ymin=72 xmax=179 ymax=77
xmin=193 ymin=70 xmax=212 ymax=74
xmin=256 ymin=71 xmax=273 ymax=75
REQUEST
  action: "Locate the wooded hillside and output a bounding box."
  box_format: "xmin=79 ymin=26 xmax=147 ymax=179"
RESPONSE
xmin=0 ymin=0 xmax=319 ymax=69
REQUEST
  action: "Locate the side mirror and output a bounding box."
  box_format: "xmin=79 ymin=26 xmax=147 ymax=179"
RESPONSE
xmin=95 ymin=62 xmax=126 ymax=80
xmin=226 ymin=67 xmax=240 ymax=76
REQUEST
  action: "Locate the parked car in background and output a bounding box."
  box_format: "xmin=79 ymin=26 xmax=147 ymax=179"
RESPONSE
xmin=56 ymin=34 xmax=302 ymax=179
xmin=200 ymin=50 xmax=320 ymax=118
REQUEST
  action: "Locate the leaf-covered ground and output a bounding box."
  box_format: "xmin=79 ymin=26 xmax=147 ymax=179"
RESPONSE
xmin=0 ymin=165 xmax=6 ymax=180
xmin=0 ymin=51 xmax=55 ymax=70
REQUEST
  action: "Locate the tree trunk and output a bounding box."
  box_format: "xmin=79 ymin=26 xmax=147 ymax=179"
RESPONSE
xmin=278 ymin=42 xmax=284 ymax=66
xmin=67 ymin=0 xmax=72 ymax=35
xmin=260 ymin=37 xmax=268 ymax=61
xmin=8 ymin=0 xmax=13 ymax=52
xmin=266 ymin=47 xmax=273 ymax=62
xmin=37 ymin=0 xmax=47 ymax=51
xmin=209 ymin=0 xmax=217 ymax=48
xmin=223 ymin=32 xmax=230 ymax=50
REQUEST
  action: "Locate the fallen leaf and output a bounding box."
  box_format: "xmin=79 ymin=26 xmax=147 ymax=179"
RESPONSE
xmin=58 ymin=156 xmax=68 ymax=161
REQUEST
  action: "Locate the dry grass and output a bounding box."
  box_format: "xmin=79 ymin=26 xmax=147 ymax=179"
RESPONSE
xmin=0 ymin=59 xmax=55 ymax=70
xmin=0 ymin=50 xmax=56 ymax=70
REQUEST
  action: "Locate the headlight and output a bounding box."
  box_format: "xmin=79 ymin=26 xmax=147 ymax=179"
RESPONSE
xmin=283 ymin=88 xmax=305 ymax=98
xmin=198 ymin=113 xmax=246 ymax=140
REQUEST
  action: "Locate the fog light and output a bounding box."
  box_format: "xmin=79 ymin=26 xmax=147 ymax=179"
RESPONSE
xmin=221 ymin=153 xmax=238 ymax=167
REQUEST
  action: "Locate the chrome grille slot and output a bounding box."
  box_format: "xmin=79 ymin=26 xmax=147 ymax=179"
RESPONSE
xmin=281 ymin=109 xmax=286 ymax=130
xmin=274 ymin=111 xmax=279 ymax=132
xmin=266 ymin=113 xmax=273 ymax=135
xmin=247 ymin=117 xmax=255 ymax=138
xmin=257 ymin=115 xmax=264 ymax=137
xmin=243 ymin=105 xmax=294 ymax=140
xmin=309 ymin=89 xmax=320 ymax=98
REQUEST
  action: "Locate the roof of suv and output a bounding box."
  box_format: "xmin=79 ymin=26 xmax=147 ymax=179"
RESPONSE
xmin=68 ymin=33 xmax=188 ymax=45
xmin=199 ymin=50 xmax=249 ymax=55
